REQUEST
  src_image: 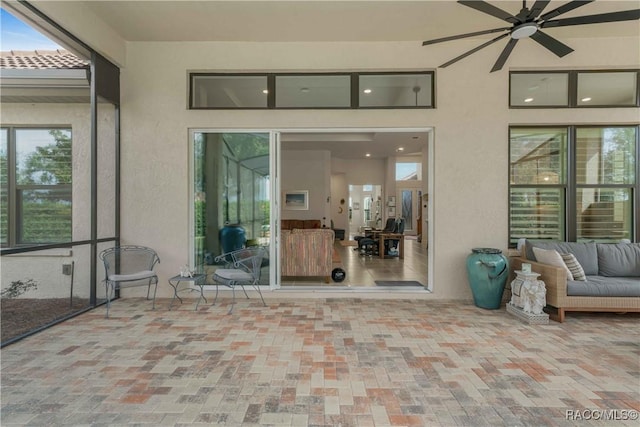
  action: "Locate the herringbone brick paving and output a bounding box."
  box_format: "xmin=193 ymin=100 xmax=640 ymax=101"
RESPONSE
xmin=1 ymin=298 xmax=638 ymax=426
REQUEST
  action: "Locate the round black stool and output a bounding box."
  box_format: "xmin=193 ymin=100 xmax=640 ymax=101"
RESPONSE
xmin=331 ymin=268 xmax=346 ymax=282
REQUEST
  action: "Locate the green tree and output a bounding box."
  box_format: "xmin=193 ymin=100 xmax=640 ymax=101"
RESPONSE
xmin=19 ymin=130 xmax=72 ymax=185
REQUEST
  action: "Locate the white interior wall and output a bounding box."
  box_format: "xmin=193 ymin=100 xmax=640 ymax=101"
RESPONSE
xmin=106 ymin=38 xmax=639 ymax=300
xmin=281 ymin=149 xmax=330 ymax=222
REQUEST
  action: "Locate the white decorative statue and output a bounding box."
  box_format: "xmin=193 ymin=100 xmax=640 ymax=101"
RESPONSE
xmin=510 ymin=270 xmax=546 ymax=314
xmin=521 ymin=279 xmax=546 ymax=314
xmin=179 ymin=265 xmax=193 ymax=278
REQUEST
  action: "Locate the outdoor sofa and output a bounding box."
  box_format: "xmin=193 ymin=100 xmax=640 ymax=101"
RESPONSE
xmin=511 ymin=240 xmax=640 ymax=322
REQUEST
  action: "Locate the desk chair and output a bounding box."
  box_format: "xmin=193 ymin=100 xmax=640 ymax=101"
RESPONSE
xmin=383 ymin=218 xmax=405 ymax=255
xmin=355 ymin=218 xmax=396 ymax=255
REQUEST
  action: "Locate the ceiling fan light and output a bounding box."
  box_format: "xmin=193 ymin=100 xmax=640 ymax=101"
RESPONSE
xmin=511 ymin=23 xmax=538 ymax=39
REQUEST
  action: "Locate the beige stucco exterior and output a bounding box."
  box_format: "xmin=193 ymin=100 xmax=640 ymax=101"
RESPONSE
xmin=3 ymin=2 xmax=639 ymax=301
xmin=110 ymin=38 xmax=637 ymax=300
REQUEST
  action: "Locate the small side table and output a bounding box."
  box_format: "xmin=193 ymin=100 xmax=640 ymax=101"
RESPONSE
xmin=168 ymin=273 xmax=207 ymax=310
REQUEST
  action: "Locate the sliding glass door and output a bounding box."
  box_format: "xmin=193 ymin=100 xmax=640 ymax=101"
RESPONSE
xmin=191 ymin=132 xmax=272 ymax=285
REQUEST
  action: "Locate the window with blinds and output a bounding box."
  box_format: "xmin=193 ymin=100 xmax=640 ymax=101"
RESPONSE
xmin=576 ymin=127 xmax=636 ymax=241
xmin=509 ymin=128 xmax=568 ymax=246
xmin=0 ymin=129 xmax=8 ymax=245
xmin=1 ymin=127 xmax=72 ymax=246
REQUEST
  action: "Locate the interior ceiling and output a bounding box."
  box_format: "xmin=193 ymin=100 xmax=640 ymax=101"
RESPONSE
xmin=59 ymin=1 xmax=639 ymax=43
xmin=281 ymin=131 xmax=428 ymax=160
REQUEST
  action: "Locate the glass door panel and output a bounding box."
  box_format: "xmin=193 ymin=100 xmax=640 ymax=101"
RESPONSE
xmin=398 ymin=188 xmax=422 ymax=234
xmin=191 ymin=132 xmax=271 ymax=285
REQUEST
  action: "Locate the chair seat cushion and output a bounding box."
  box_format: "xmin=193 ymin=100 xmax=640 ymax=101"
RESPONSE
xmin=108 ymin=270 xmax=156 ymax=282
xmin=213 ymin=269 xmax=253 ymax=281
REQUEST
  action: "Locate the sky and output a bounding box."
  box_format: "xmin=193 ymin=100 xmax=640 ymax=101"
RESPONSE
xmin=1 ymin=8 xmax=61 ymax=51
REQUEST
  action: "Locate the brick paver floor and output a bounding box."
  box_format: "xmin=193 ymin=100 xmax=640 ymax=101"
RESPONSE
xmin=1 ymin=298 xmax=638 ymax=426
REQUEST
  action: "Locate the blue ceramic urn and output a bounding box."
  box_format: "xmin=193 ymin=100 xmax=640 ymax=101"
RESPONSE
xmin=466 ymin=248 xmax=509 ymax=309
xmin=220 ymin=224 xmax=246 ymax=253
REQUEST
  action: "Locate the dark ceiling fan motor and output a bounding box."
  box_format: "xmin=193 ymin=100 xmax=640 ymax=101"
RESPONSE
xmin=422 ymin=0 xmax=640 ymax=72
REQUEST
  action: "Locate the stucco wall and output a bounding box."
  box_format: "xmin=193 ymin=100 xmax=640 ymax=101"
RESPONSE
xmin=110 ymin=37 xmax=639 ymax=300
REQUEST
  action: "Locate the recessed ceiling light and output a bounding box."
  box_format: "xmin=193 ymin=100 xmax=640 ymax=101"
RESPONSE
xmin=300 ymin=87 xmax=310 ymax=93
xmin=365 ymin=153 xmax=371 ymax=157
xmin=524 ymin=97 xmax=534 ymax=103
xmin=262 ymin=89 xmax=268 ymax=94
xmin=363 ymin=89 xmax=372 ymax=94
xmin=581 ymin=97 xmax=592 ymax=102
xmin=396 ymin=147 xmax=404 ymax=152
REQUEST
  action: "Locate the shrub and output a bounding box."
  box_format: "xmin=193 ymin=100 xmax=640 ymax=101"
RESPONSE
xmin=1 ymin=279 xmax=39 ymax=299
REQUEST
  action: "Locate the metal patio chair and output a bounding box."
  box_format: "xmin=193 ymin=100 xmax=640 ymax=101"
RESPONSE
xmin=212 ymin=246 xmax=267 ymax=314
xmin=99 ymin=245 xmax=160 ymax=318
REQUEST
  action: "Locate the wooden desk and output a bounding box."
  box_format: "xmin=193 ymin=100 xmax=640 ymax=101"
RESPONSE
xmin=379 ymin=233 xmax=404 ymax=259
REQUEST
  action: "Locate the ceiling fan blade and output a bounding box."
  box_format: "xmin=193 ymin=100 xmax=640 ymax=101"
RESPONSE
xmin=422 ymin=27 xmax=510 ymax=46
xmin=542 ymin=9 xmax=640 ymax=28
xmin=458 ymin=1 xmax=520 ymax=24
xmin=490 ymin=38 xmax=518 ymax=72
xmin=440 ymin=33 xmax=509 ymax=68
xmin=530 ymin=31 xmax=574 ymax=57
xmin=527 ymin=0 xmax=551 ymax=19
xmin=539 ymin=0 xmax=594 ymax=21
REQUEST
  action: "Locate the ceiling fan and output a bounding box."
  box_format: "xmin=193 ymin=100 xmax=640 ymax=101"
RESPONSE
xmin=422 ymin=0 xmax=640 ymax=72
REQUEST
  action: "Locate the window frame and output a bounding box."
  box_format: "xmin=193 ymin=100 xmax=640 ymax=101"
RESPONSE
xmin=1 ymin=125 xmax=73 ymax=247
xmin=188 ymin=71 xmax=436 ymax=110
xmin=509 ymin=69 xmax=640 ymax=109
xmin=509 ymin=124 xmax=639 ymax=246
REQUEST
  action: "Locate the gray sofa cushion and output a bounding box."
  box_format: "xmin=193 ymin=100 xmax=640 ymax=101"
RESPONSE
xmin=597 ymin=243 xmax=640 ymax=277
xmin=567 ymin=276 xmax=640 ymax=297
xmin=525 ymin=241 xmax=598 ymax=275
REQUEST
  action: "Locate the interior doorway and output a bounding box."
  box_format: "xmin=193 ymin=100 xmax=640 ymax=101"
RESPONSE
xmin=348 ymin=184 xmax=382 ymax=236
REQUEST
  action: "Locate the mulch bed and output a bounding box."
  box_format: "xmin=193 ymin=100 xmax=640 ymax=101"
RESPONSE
xmin=1 ymin=297 xmax=90 ymax=344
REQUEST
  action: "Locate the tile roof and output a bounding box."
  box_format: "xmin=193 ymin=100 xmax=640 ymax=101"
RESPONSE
xmin=0 ymin=49 xmax=88 ymax=70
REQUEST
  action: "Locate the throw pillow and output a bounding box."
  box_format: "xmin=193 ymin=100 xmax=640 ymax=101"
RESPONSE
xmin=532 ymin=247 xmax=573 ymax=279
xmin=560 ymin=252 xmax=586 ymax=281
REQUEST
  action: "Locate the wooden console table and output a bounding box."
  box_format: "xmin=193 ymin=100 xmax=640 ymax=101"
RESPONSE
xmin=379 ymin=233 xmax=404 ymax=259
